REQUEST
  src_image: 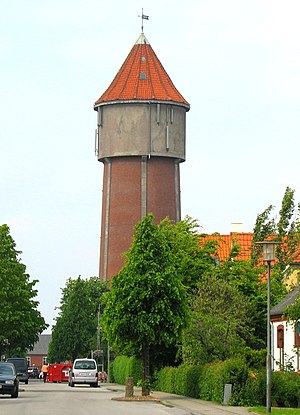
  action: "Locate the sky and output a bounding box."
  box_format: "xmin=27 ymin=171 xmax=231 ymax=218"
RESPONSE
xmin=1 ymin=0 xmax=300 ymax=331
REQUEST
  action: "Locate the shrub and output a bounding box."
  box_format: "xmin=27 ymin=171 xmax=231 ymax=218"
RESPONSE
xmin=198 ymin=358 xmax=249 ymax=404
xmin=108 ymin=361 xmax=115 ymax=383
xmin=153 ymin=366 xmax=177 ymax=393
xmin=272 ymin=371 xmax=300 ymax=408
xmin=238 ymin=369 xmax=265 ymax=406
xmin=199 ymin=363 xmax=225 ymax=402
xmin=153 ymin=359 xmax=300 ymax=408
xmin=173 ymin=364 xmax=202 ymax=398
xmin=112 ymin=355 xmax=142 ymax=385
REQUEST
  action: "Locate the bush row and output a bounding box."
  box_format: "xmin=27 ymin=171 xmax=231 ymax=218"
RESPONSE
xmin=154 ymin=360 xmax=300 ymax=407
xmin=111 ymin=356 xmax=300 ymax=407
xmin=154 ymin=358 xmax=249 ymax=404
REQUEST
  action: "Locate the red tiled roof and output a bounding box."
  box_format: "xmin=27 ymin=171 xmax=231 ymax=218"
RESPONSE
xmin=203 ymin=233 xmax=253 ymax=261
xmin=94 ymin=33 xmax=190 ymax=108
xmin=202 ymin=232 xmax=300 ymax=264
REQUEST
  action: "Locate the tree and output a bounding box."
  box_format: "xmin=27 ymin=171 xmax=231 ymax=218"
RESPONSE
xmin=250 ymin=187 xmax=300 ymax=320
xmin=48 ymin=276 xmax=108 ymax=363
xmin=102 ymin=214 xmax=190 ymax=395
xmin=251 ymin=187 xmax=300 ymax=278
xmin=182 ymin=274 xmax=252 ymax=364
xmin=213 ymin=248 xmax=267 ymax=347
xmin=0 ymin=224 xmax=47 ymax=357
xmin=159 ymin=216 xmax=218 ymax=292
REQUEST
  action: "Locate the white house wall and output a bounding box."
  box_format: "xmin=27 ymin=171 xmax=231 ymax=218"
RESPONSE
xmin=272 ymin=320 xmax=299 ymax=372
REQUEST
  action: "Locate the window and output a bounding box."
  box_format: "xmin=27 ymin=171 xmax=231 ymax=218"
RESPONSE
xmin=294 ymin=322 xmax=300 ymax=347
xmin=140 ymin=72 xmax=146 ymax=80
xmin=277 ymin=325 xmax=284 ymax=348
xmin=43 ymin=356 xmax=47 ymax=365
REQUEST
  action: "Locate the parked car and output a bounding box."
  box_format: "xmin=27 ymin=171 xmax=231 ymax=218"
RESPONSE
xmin=68 ymin=358 xmax=98 ymax=388
xmin=28 ymin=366 xmax=40 ymax=379
xmin=6 ymin=358 xmax=29 ymax=384
xmin=0 ymin=362 xmax=19 ymax=398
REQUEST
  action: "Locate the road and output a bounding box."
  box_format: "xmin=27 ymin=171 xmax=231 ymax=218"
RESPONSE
xmin=0 ymin=380 xmax=189 ymax=415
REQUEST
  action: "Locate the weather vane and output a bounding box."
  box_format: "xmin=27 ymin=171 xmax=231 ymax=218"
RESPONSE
xmin=138 ymin=8 xmax=149 ymax=33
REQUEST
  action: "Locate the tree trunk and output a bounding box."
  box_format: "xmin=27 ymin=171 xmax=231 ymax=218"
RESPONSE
xmin=141 ymin=343 xmax=150 ymax=396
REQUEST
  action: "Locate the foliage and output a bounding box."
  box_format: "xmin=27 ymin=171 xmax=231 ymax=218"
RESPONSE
xmin=48 ymin=276 xmax=108 ymax=362
xmin=251 ymin=205 xmax=276 ymax=266
xmin=0 ymin=224 xmax=47 ymax=357
xmin=111 ymin=355 xmax=142 ymax=385
xmin=237 ymin=369 xmax=266 ymax=407
xmin=272 ymin=371 xmax=300 ymax=408
xmin=182 ymin=274 xmax=253 ymax=364
xmin=251 ymin=187 xmax=300 ymax=288
xmin=153 ymin=366 xmax=177 ymax=394
xmin=102 ymin=214 xmax=190 ymax=393
xmin=153 ymin=364 xmax=202 ymax=398
xmin=213 ymin=251 xmax=268 ymax=347
xmin=159 ymin=216 xmax=218 ymax=292
xmin=172 ymin=364 xmax=202 ymax=398
xmin=154 ymin=361 xmax=300 ymax=408
xmin=251 ymin=409 xmax=300 ymax=415
xmin=198 ymin=358 xmax=249 ymax=404
xmin=283 ymin=295 xmax=300 ymax=325
xmin=241 ymin=347 xmax=266 ymax=369
xmin=154 ymin=358 xmax=249 ymax=404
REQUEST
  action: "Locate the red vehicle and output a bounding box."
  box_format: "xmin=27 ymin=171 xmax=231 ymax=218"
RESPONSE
xmin=47 ymin=363 xmax=72 ymax=383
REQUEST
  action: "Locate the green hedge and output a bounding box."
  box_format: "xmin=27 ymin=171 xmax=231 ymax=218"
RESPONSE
xmin=153 ymin=366 xmax=177 ymax=394
xmin=272 ymin=371 xmax=300 ymax=408
xmin=111 ymin=356 xmax=142 ymax=385
xmin=155 ymin=358 xmax=251 ymax=404
xmin=112 ymin=355 xmax=300 ymax=408
xmin=173 ymin=364 xmax=203 ymax=398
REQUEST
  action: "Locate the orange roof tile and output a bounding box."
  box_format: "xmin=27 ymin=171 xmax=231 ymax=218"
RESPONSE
xmin=201 ymin=232 xmax=300 ymax=265
xmin=202 ymin=233 xmax=253 ymax=261
xmin=94 ymin=33 xmax=190 ymax=109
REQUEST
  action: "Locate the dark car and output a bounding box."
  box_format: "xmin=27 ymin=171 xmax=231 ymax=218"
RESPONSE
xmin=6 ymin=358 xmax=29 ymax=384
xmin=28 ymin=366 xmax=40 ymax=379
xmin=0 ymin=362 xmax=19 ymax=398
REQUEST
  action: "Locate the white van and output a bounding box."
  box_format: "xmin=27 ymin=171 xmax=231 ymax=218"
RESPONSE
xmin=68 ymin=358 xmax=98 ymax=387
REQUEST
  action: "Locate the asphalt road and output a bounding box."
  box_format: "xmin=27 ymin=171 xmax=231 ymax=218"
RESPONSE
xmin=0 ymin=380 xmax=189 ymax=415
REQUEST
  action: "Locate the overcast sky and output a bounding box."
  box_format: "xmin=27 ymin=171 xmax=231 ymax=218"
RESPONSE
xmin=1 ymin=0 xmax=300 ymax=330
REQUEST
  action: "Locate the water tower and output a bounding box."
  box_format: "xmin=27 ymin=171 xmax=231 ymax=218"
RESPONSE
xmin=94 ymin=32 xmax=190 ymax=280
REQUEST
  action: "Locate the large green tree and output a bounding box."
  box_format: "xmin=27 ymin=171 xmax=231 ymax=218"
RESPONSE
xmin=102 ymin=214 xmax=191 ymax=395
xmin=0 ymin=224 xmax=47 ymax=357
xmin=48 ymin=276 xmax=107 ymax=363
xmin=182 ymin=274 xmax=252 ymax=364
xmin=182 ymin=238 xmax=269 ymax=365
xmin=212 ymin=245 xmax=267 ymax=346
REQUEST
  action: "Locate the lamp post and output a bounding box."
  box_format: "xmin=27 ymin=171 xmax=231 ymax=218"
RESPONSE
xmin=256 ymin=241 xmax=281 ymax=414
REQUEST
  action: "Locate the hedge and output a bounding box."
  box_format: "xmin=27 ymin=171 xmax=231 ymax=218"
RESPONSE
xmin=111 ymin=356 xmax=142 ymax=385
xmin=111 ymin=355 xmax=300 ymax=408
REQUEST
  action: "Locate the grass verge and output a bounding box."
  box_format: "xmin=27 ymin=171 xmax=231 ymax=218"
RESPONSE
xmin=250 ymin=408 xmax=300 ymax=414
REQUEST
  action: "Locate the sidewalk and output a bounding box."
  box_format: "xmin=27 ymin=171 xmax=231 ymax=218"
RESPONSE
xmin=106 ymin=384 xmax=257 ymax=415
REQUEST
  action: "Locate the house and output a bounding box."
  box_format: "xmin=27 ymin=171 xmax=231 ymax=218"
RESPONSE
xmin=270 ymin=287 xmax=300 ymax=372
xmin=201 ymin=231 xmax=300 ymax=287
xmin=202 ymin=230 xmax=300 ymax=372
xmin=26 ymin=334 xmax=51 ymax=370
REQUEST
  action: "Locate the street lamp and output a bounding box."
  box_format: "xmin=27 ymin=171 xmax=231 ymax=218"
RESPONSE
xmin=256 ymin=240 xmax=281 ymax=414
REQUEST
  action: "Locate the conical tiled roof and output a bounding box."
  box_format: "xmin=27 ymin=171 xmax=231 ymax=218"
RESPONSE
xmin=94 ymin=33 xmax=190 ymax=109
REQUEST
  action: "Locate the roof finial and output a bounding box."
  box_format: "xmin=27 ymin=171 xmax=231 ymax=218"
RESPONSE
xmin=138 ymin=8 xmax=149 ymax=34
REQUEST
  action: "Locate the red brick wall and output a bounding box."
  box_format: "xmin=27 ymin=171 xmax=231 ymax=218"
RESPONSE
xmin=99 ymin=156 xmax=180 ymax=280
xmin=147 ymin=157 xmax=177 ymax=222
